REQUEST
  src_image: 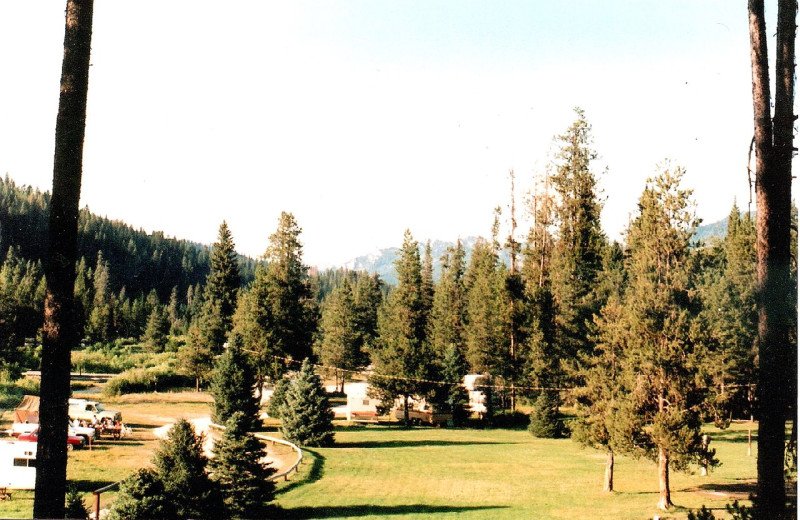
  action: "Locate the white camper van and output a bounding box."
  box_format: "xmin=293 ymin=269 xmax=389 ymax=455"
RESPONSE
xmin=0 ymin=441 xmax=36 ymax=489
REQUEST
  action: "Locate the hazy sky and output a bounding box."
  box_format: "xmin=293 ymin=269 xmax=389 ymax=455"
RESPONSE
xmin=0 ymin=2 xmax=795 ymax=267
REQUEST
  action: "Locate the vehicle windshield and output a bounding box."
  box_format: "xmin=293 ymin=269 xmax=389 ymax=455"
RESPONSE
xmin=95 ymin=403 xmax=104 ymax=412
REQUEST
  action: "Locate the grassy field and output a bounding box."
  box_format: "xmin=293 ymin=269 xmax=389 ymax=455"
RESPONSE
xmin=274 ymin=422 xmax=757 ymax=520
xmin=0 ymin=391 xmax=759 ymax=520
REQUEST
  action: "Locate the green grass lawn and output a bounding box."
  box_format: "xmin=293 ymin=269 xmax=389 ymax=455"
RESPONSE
xmin=0 ymin=392 xmax=760 ymax=520
xmin=274 ymin=422 xmax=758 ymax=520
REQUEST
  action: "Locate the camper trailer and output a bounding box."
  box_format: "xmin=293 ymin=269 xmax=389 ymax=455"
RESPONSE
xmin=344 ymin=382 xmax=382 ymax=422
xmin=0 ymin=441 xmax=36 ymax=489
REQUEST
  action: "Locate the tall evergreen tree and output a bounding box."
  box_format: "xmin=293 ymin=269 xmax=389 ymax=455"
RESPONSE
xmin=202 ymin=221 xmax=240 ymax=351
xmin=86 ymin=251 xmax=112 ymax=343
xmin=209 ymin=343 xmax=261 ymax=431
xmin=614 ymin=166 xmax=712 ymax=510
xmin=369 ymin=230 xmax=433 ymax=425
xmin=240 ymin=212 xmax=318 ymax=384
xmin=549 ymin=108 xmax=606 ymax=377
xmin=463 ymin=237 xmax=510 ymax=381
xmin=699 ymin=203 xmax=758 ymax=423
xmin=209 ymin=412 xmax=276 ymax=519
xmin=317 ymin=279 xmax=365 ymax=392
xmin=278 ymin=359 xmax=335 ymax=447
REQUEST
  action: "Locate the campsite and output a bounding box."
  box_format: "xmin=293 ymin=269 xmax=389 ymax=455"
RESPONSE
xmin=0 ymin=381 xmax=762 ymax=520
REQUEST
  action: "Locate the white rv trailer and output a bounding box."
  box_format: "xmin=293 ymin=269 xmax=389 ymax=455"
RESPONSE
xmin=0 ymin=441 xmax=36 ymax=489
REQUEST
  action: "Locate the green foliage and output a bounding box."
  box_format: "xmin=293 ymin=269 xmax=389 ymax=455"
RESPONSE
xmin=234 ymin=212 xmax=318 ymax=384
xmin=279 ymin=359 xmax=335 ymax=447
xmin=317 ymin=278 xmax=366 ymax=390
xmin=0 ymin=373 xmax=38 ymax=409
xmin=64 ymin=484 xmax=89 ymax=520
xmin=527 ymin=391 xmax=564 ymax=438
xmin=108 ymin=468 xmax=174 ymax=520
xmin=209 ymin=344 xmax=260 ymax=431
xmin=152 ymin=419 xmax=225 ymax=519
xmin=102 ymin=365 xmax=193 ymax=397
xmin=209 ymin=412 xmax=276 ymax=518
xmin=266 ymin=377 xmax=289 ymax=419
xmin=369 ymin=230 xmax=435 ymax=417
xmin=549 ymin=108 xmax=606 ymax=376
xmin=143 ymin=306 xmax=170 ymax=352
xmin=688 ymin=501 xmax=757 ymax=520
xmin=463 ymin=236 xmax=510 ymax=378
xmin=203 ymin=221 xmax=241 ymax=341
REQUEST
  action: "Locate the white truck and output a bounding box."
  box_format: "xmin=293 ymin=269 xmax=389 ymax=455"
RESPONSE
xmin=68 ymin=398 xmax=121 ymax=423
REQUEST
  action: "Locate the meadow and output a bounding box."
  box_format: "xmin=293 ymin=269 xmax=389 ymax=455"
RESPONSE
xmin=0 ymin=391 xmax=757 ymax=520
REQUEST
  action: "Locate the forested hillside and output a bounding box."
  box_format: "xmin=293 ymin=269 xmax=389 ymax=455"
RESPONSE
xmin=0 ymin=175 xmax=256 ymax=300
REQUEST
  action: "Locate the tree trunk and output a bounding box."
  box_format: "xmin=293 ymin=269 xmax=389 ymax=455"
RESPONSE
xmin=403 ymin=394 xmax=410 ymax=427
xmin=603 ymin=449 xmax=614 ymax=492
xmin=656 ymin=447 xmax=673 ymax=511
xmin=748 ymin=1 xmax=796 ymax=517
xmin=33 ymin=1 xmax=94 ymax=518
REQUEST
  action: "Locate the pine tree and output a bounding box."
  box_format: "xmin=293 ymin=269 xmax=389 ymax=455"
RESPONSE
xmin=549 ymin=108 xmax=606 ymax=378
xmin=64 ymin=484 xmax=90 ymax=520
xmin=152 ymin=419 xmax=224 ymax=519
xmin=369 ymin=230 xmax=433 ymax=425
xmin=240 ymin=212 xmax=318 ymax=384
xmin=143 ymin=305 xmax=169 ymax=351
xmin=86 ymin=252 xmax=112 ymax=343
xmin=463 ymin=237 xmax=510 ymax=380
xmin=615 ymin=165 xmax=712 ymax=510
xmin=178 ymin=325 xmax=214 ymax=391
xmin=527 ymin=391 xmax=563 ymax=438
xmin=209 ymin=344 xmax=261 ymax=431
xmin=202 ymin=221 xmax=240 ymax=352
xmin=209 ymin=412 xmax=276 ymax=519
xmin=278 ymin=359 xmax=335 ymax=447
xmin=317 ymin=279 xmax=364 ymax=392
xmin=699 ymin=203 xmax=758 ymax=424
xmin=108 ymin=468 xmax=173 ymax=520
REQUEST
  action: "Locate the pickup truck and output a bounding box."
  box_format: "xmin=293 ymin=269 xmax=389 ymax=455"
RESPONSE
xmin=68 ymin=398 xmax=121 ymax=423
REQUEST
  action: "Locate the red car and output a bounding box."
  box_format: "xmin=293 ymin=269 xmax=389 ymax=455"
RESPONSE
xmin=19 ymin=428 xmax=86 ymax=450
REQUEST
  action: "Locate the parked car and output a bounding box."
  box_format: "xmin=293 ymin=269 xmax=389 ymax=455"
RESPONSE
xmin=18 ymin=428 xmax=85 ymax=450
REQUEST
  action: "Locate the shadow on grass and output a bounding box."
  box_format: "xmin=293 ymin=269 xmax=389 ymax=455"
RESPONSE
xmin=684 ymin=481 xmax=757 ymax=499
xmin=334 ymin=439 xmax=506 ymax=449
xmin=69 ymin=478 xmax=119 ymax=493
xmin=276 ymin=448 xmax=326 ymax=495
xmin=278 ymin=504 xmax=508 ymax=519
xmin=706 ymin=430 xmax=756 ymax=444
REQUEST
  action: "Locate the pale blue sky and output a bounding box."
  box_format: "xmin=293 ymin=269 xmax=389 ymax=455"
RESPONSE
xmin=0 ymin=2 xmax=793 ymax=266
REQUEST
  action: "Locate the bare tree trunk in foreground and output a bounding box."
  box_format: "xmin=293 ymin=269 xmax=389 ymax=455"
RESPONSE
xmin=748 ymin=1 xmax=796 ymax=518
xmin=33 ymin=1 xmax=94 ymax=518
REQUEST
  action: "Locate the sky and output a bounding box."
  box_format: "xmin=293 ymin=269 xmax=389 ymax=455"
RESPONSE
xmin=0 ymin=2 xmax=796 ymax=268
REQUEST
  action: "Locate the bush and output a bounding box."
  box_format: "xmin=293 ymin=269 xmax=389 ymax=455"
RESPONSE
xmin=103 ymin=366 xmax=193 ymax=397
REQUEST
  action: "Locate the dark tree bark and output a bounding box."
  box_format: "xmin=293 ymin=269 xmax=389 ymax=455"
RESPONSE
xmin=33 ymin=1 xmax=94 ymax=518
xmin=748 ymin=1 xmax=796 ymax=517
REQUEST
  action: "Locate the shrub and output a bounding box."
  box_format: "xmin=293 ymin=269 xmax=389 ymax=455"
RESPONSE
xmin=64 ymin=484 xmax=90 ymax=520
xmin=102 ymin=366 xmax=193 ymax=397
